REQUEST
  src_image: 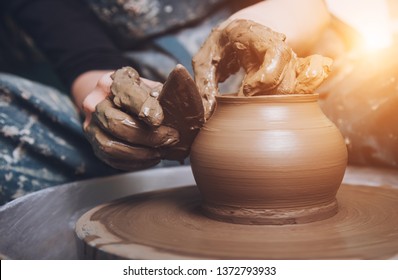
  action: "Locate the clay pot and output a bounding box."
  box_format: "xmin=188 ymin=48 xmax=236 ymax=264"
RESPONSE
xmin=190 ymin=94 xmax=348 ymax=225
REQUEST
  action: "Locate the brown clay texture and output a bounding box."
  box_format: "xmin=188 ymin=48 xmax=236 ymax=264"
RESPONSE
xmin=75 ymin=184 xmax=398 ymax=260
xmin=190 ymin=94 xmax=347 ymax=224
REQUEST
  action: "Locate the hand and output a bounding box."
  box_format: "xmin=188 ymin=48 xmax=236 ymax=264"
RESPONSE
xmin=193 ymin=19 xmax=332 ymax=119
xmin=192 ymin=20 xmax=286 ymax=118
xmin=192 ymin=0 xmax=331 ymax=119
xmin=82 ymin=68 xmax=179 ymax=171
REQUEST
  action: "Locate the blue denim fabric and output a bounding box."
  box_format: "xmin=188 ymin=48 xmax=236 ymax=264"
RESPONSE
xmin=0 ymin=74 xmax=121 ymax=204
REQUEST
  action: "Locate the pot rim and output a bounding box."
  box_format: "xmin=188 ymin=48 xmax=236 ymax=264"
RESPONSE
xmin=216 ymin=93 xmax=319 ymax=103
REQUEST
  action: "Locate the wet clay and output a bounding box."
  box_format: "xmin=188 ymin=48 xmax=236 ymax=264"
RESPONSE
xmin=192 ymin=19 xmax=332 ymax=118
xmin=76 ymin=184 xmax=398 ymax=259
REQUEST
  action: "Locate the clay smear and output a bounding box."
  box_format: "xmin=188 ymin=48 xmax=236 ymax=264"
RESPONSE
xmin=76 ymin=185 xmax=398 ymax=259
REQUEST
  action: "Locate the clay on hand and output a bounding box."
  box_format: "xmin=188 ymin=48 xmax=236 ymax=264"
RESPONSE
xmin=110 ymin=67 xmax=164 ymax=126
xmin=85 ymin=65 xmax=204 ymax=170
xmin=193 ymin=19 xmax=333 ymax=118
xmin=84 ymin=67 xmax=179 ymax=171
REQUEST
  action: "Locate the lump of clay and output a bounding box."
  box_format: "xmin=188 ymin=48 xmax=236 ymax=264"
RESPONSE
xmin=193 ymin=19 xmax=333 ymax=117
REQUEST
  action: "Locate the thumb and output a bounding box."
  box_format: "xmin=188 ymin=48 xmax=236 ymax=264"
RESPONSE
xmin=82 ymin=73 xmax=113 ymax=129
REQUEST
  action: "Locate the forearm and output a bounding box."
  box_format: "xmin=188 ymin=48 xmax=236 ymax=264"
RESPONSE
xmin=228 ymin=0 xmax=331 ymax=56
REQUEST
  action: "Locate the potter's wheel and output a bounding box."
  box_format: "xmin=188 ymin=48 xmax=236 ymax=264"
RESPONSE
xmin=1 ymin=165 xmax=398 ymax=259
xmin=76 ymin=181 xmax=398 ymax=259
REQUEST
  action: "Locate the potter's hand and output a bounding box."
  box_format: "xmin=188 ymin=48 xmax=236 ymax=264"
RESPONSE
xmin=83 ymin=65 xmax=204 ymax=170
xmin=82 ymin=68 xmax=179 ymax=171
xmin=193 ymin=19 xmax=294 ymax=118
xmin=193 ymin=19 xmax=332 ymax=119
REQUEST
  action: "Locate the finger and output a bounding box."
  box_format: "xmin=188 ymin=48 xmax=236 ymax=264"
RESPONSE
xmin=241 ymin=46 xmax=293 ymax=96
xmin=95 ymin=153 xmax=160 ymax=171
xmin=222 ymin=20 xmax=292 ymax=96
xmin=295 ymin=55 xmax=333 ymax=93
xmin=90 ymin=142 xmax=160 ymax=170
xmin=225 ymin=20 xmax=331 ymax=96
xmin=110 ymin=67 xmax=164 ymax=126
xmin=94 ymin=99 xmax=179 ymax=148
xmin=85 ymin=122 xmax=161 ymax=163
